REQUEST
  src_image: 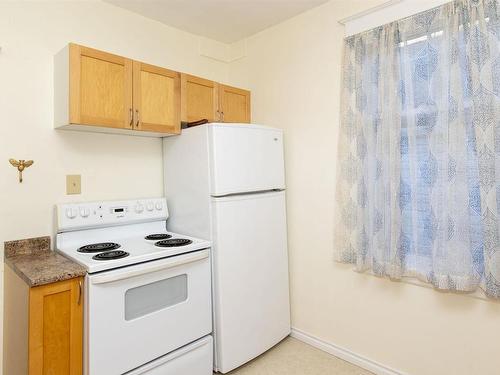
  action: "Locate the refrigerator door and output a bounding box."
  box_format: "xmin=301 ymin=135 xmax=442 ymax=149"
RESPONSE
xmin=212 ymin=190 xmax=290 ymax=373
xmin=209 ymin=124 xmax=285 ymax=196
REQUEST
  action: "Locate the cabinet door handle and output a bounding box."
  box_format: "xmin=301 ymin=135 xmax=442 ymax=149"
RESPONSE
xmin=221 ymin=111 xmax=225 ymax=122
xmin=129 ymin=108 xmax=133 ymax=127
xmin=135 ymin=109 xmax=140 ymax=128
xmin=78 ymin=279 xmax=82 ymax=305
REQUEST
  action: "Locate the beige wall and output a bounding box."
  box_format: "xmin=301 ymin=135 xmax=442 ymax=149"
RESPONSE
xmin=3 ymin=1 xmax=500 ymax=374
xmin=0 ymin=1 xmax=230 ymax=371
xmin=228 ymin=1 xmax=500 ymax=374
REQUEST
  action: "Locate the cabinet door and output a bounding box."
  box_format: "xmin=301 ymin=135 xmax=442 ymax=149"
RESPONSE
xmin=70 ymin=44 xmax=133 ymax=129
xmin=181 ymin=74 xmax=219 ymax=123
xmin=133 ymin=62 xmax=181 ymax=134
xmin=218 ymin=84 xmax=251 ymax=123
xmin=29 ymin=277 xmax=83 ymax=375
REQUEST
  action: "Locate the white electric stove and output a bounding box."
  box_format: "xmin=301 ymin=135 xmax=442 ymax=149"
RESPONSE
xmin=56 ymin=198 xmax=213 ymax=375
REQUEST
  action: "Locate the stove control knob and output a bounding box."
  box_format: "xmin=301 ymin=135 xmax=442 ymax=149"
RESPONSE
xmin=66 ymin=207 xmax=78 ymax=219
xmin=80 ymin=207 xmax=90 ymax=218
xmin=155 ymin=202 xmax=163 ymax=211
xmin=135 ymin=204 xmax=144 ymax=213
xmin=146 ymin=202 xmax=154 ymax=211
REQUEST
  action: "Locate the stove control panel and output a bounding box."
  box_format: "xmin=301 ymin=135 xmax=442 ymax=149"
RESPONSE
xmin=57 ymin=198 xmax=168 ymax=232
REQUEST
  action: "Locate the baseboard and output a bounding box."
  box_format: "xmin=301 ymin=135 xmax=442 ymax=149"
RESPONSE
xmin=290 ymin=328 xmax=405 ymax=375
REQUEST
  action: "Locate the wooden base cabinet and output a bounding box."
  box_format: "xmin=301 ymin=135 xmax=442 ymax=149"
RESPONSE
xmin=3 ymin=267 xmax=83 ymax=375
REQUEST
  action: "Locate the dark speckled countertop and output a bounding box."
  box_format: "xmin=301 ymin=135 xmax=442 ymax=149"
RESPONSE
xmin=4 ymin=236 xmax=86 ymax=287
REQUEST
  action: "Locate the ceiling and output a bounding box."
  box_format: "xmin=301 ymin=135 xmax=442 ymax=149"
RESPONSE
xmin=104 ymin=0 xmax=329 ymax=43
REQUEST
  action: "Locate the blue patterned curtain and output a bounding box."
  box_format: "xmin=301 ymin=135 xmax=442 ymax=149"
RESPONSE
xmin=335 ymin=0 xmax=500 ymax=298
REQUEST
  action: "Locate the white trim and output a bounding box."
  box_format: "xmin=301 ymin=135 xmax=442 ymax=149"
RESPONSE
xmin=338 ymin=0 xmax=402 ymax=25
xmin=342 ymin=0 xmax=451 ymax=37
xmin=290 ymin=328 xmax=406 ymax=375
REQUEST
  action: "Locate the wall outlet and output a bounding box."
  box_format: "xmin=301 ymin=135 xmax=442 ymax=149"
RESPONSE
xmin=66 ymin=175 xmax=81 ymax=195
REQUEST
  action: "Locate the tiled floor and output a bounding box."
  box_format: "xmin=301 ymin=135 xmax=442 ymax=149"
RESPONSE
xmin=216 ymin=337 xmax=373 ymax=375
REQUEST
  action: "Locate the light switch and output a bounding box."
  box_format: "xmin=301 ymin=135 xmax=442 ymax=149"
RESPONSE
xmin=66 ymin=175 xmax=81 ymax=195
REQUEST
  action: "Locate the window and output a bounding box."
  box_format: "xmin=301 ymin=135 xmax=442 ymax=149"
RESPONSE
xmin=335 ymin=0 xmax=500 ymax=298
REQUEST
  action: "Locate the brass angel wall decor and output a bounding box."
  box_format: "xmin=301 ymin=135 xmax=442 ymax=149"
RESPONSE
xmin=9 ymin=159 xmax=34 ymax=183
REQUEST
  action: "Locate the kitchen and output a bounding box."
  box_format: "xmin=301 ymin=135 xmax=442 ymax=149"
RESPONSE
xmin=1 ymin=1 xmax=500 ymax=375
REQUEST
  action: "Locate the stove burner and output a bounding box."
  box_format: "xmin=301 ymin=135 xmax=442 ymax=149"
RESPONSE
xmin=155 ymin=238 xmax=193 ymax=247
xmin=145 ymin=233 xmax=172 ymax=241
xmin=78 ymin=242 xmax=121 ymax=253
xmin=92 ymin=250 xmax=130 ymax=261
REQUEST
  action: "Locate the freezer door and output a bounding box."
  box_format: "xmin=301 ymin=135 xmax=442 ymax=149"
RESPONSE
xmin=212 ymin=191 xmax=291 ymax=373
xmin=209 ymin=124 xmax=285 ymax=196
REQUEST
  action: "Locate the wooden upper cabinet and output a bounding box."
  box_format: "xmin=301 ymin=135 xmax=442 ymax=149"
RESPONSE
xmin=55 ymin=43 xmax=252 ymax=136
xmin=181 ymin=74 xmax=219 ymax=123
xmin=29 ymin=277 xmax=83 ymax=375
xmin=55 ymin=43 xmax=180 ymax=136
xmin=133 ymin=62 xmax=181 ymax=134
xmin=218 ymin=84 xmax=251 ymax=123
xmin=69 ymin=44 xmax=133 ymax=129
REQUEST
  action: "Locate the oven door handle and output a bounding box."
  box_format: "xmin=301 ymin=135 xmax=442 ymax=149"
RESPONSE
xmin=90 ymin=249 xmax=209 ymax=285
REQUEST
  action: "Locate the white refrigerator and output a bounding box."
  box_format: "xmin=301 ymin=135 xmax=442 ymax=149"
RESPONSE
xmin=163 ymin=123 xmax=291 ymax=373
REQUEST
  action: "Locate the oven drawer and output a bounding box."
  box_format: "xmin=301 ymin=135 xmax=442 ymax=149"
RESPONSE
xmin=86 ymin=249 xmax=212 ymax=375
xmin=125 ymin=335 xmax=213 ymax=375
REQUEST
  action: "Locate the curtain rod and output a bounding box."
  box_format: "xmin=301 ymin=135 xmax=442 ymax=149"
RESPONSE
xmin=337 ymin=0 xmax=403 ymax=25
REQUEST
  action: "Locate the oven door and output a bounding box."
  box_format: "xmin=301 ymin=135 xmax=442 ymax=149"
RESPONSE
xmin=86 ymin=249 xmax=212 ymax=375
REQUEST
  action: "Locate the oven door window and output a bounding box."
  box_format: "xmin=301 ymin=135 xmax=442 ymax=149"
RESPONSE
xmin=124 ymin=274 xmax=188 ymax=320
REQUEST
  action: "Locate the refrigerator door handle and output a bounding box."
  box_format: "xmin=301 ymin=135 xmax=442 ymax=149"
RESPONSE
xmin=211 ymin=188 xmax=285 ymax=198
